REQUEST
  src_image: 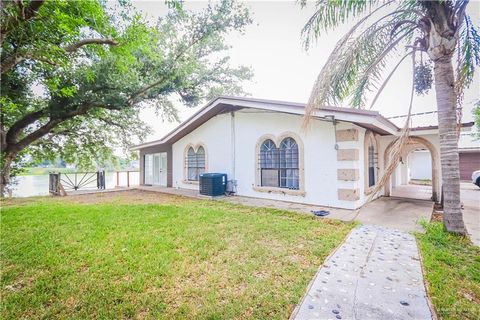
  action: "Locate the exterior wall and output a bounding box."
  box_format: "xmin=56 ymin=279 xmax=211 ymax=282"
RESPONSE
xmin=235 ymin=112 xmax=364 ymax=209
xmin=138 ymin=111 xmax=446 ymax=207
xmin=138 ymin=107 xmax=447 ymax=208
xmin=172 ymin=113 xmax=233 ymax=189
xmin=139 ymin=144 xmax=172 ymax=187
xmin=408 ymin=151 xmax=432 ymax=180
xmin=170 ymin=109 xmax=365 ymax=209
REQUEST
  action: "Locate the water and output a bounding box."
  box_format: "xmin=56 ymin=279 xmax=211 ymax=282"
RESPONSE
xmin=10 ymin=172 xmax=140 ymax=198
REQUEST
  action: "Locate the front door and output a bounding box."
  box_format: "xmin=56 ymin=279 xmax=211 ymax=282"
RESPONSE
xmin=145 ymin=152 xmax=167 ymax=186
xmin=159 ymin=152 xmax=167 ymax=186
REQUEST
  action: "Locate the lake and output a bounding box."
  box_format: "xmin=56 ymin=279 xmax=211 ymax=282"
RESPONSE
xmin=10 ymin=172 xmax=139 ymax=198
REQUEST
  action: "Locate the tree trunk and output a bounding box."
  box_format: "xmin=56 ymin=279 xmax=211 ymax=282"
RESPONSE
xmin=1 ymin=152 xmax=16 ymax=197
xmin=433 ymin=56 xmax=466 ymax=234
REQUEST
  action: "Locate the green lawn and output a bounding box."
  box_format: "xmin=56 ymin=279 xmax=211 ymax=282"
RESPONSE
xmin=416 ymin=222 xmax=480 ymax=320
xmin=1 ymin=193 xmax=352 ymax=319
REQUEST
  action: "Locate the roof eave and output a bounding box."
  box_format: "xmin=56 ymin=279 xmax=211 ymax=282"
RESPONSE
xmin=130 ymin=96 xmax=401 ymax=150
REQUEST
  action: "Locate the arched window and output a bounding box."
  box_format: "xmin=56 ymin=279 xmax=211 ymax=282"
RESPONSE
xmin=365 ymin=133 xmax=378 ymax=188
xmin=280 ymin=137 xmax=299 ymax=189
xmin=259 ymin=137 xmax=299 ymax=189
xmin=260 ymin=139 xmax=279 ymax=187
xmin=187 ymin=146 xmax=205 ymax=181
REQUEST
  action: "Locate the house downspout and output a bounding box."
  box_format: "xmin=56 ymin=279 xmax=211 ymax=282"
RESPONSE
xmin=231 ymin=111 xmax=236 ymax=182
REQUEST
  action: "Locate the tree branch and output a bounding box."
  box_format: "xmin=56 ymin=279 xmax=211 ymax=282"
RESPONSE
xmin=63 ymin=38 xmax=118 ymax=52
xmin=23 ymin=0 xmax=45 ymax=21
xmin=5 ymin=109 xmax=46 ymax=145
xmin=1 ymin=52 xmax=56 ymax=73
xmin=1 ymin=0 xmax=45 ymax=46
xmin=1 ymin=38 xmax=117 ymax=73
xmin=11 ymin=104 xmax=93 ymax=153
xmin=128 ymin=26 xmax=212 ymax=104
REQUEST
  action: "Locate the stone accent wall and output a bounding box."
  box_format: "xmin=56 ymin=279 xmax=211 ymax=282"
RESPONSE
xmin=337 ymin=169 xmax=359 ymax=181
xmin=336 ymin=129 xmax=358 ymax=142
xmin=335 ymin=127 xmax=361 ymax=202
xmin=338 ymin=188 xmax=360 ymax=201
xmin=337 ymin=149 xmax=359 ymax=161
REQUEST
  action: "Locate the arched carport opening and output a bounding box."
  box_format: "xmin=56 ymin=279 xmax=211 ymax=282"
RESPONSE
xmin=384 ymin=136 xmax=439 ymax=203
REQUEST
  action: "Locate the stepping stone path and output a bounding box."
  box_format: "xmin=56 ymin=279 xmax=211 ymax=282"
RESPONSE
xmin=292 ymin=225 xmax=433 ymax=320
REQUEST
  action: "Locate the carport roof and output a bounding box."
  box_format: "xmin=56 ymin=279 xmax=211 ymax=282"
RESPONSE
xmin=131 ymin=96 xmax=401 ymax=151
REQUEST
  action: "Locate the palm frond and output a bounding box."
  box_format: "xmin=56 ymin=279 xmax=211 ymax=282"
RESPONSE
xmin=301 ymin=0 xmax=386 ymax=50
xmin=350 ymin=26 xmax=415 ymax=107
xmin=303 ymin=6 xmax=418 ymax=127
xmin=368 ymin=50 xmax=413 ymax=109
xmin=455 ymin=15 xmax=480 ymax=102
xmin=366 ymin=51 xmax=417 ymax=201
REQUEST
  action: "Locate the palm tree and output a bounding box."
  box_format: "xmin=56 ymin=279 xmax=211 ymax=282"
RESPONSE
xmin=301 ymin=0 xmax=479 ymax=234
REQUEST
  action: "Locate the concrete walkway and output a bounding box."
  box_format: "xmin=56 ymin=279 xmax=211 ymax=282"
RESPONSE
xmin=357 ymin=198 xmax=433 ymax=233
xmin=292 ymin=225 xmax=433 ymax=320
xmin=391 ymin=184 xmax=432 ymax=201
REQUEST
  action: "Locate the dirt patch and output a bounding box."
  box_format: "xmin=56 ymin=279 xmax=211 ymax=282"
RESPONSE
xmin=461 ymin=289 xmax=480 ymax=304
xmin=1 ymin=196 xmax=48 ymax=207
xmin=64 ymin=190 xmax=193 ymax=205
xmin=431 ymin=211 xmax=443 ymax=223
xmin=2 ymin=189 xmax=195 ymax=207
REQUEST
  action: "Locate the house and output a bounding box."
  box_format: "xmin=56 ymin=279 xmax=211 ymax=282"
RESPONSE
xmin=131 ymin=96 xmax=475 ymax=210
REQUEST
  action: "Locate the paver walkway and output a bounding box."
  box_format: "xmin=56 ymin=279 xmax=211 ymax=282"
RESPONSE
xmin=292 ymin=225 xmax=433 ymax=320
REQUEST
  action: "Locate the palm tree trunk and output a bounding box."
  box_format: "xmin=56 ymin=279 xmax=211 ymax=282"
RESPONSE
xmin=433 ymin=55 xmax=466 ymax=234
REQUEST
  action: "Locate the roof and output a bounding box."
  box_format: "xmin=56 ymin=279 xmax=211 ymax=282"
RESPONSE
xmin=130 ymin=96 xmax=406 ymax=151
xmin=458 ymin=130 xmax=480 ymax=151
xmin=387 ymin=108 xmax=476 ymax=130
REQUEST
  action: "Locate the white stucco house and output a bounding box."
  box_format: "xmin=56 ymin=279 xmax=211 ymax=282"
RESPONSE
xmin=131 ymin=96 xmax=475 ymax=210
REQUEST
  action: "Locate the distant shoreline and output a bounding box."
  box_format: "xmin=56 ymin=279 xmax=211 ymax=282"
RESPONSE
xmin=18 ymin=168 xmax=137 ymax=176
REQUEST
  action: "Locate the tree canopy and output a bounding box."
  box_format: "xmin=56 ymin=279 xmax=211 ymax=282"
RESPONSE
xmin=301 ymin=0 xmax=479 ymax=234
xmin=301 ymin=0 xmax=479 ymax=110
xmin=0 ymin=0 xmax=253 ymax=192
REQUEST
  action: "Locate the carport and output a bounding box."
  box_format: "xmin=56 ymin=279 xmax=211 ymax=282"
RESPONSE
xmin=357 ymin=197 xmax=434 ymax=232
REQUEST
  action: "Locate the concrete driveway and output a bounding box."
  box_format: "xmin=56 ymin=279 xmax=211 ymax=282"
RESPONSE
xmin=356 ymin=197 xmax=433 ymax=232
xmin=461 ymin=182 xmax=480 ymax=246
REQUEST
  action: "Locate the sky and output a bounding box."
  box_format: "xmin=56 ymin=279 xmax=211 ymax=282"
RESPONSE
xmin=132 ymin=0 xmax=480 ymax=142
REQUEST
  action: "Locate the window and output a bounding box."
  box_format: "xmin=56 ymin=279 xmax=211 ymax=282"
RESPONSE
xmin=280 ymin=137 xmax=299 ymax=189
xmin=259 ymin=137 xmax=299 ymax=189
xmin=144 ymin=154 xmax=153 ymax=185
xmin=187 ymin=146 xmax=205 ymax=181
xmin=260 ymin=139 xmax=279 ymax=187
xmin=365 ymin=132 xmax=378 ymax=189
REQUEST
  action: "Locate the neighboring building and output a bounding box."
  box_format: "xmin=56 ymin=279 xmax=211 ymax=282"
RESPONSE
xmin=131 ymin=96 xmax=475 ymax=209
xmin=458 ymin=132 xmax=480 ymax=180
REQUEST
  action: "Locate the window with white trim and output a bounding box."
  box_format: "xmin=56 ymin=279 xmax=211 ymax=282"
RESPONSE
xmin=259 ymin=137 xmax=299 ymax=189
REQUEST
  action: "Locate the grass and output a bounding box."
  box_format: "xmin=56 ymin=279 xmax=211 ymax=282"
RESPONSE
xmin=416 ymin=222 xmax=480 ymax=320
xmin=1 ymin=192 xmax=353 ymax=319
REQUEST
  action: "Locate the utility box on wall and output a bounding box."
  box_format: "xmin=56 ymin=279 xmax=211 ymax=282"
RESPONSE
xmin=199 ymin=173 xmax=227 ymax=196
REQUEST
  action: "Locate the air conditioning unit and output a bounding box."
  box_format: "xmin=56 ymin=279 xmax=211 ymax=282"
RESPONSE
xmin=199 ymin=173 xmax=227 ymax=196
